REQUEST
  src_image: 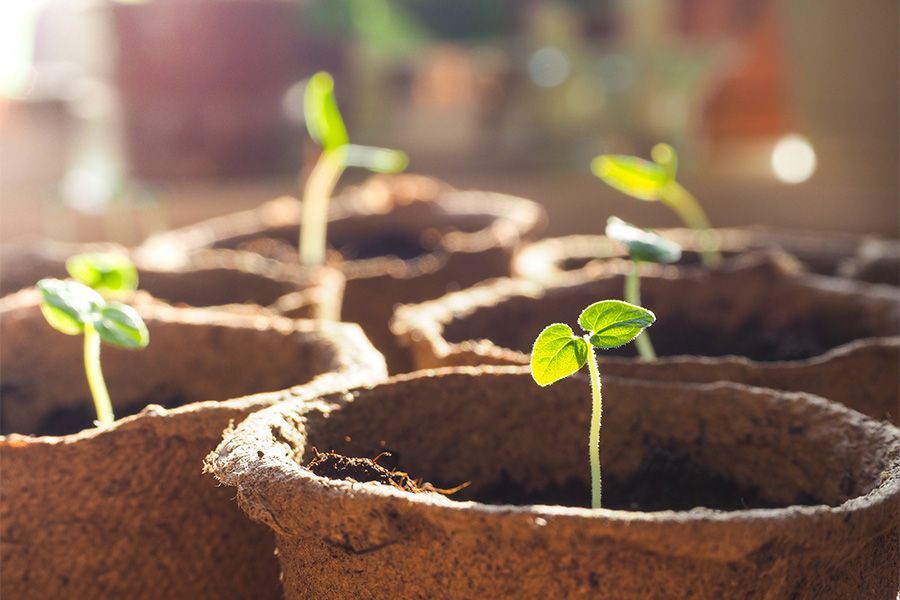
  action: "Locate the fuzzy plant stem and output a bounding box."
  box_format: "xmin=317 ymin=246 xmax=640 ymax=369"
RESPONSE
xmin=299 ymin=150 xmax=346 ymax=267
xmin=84 ymin=323 xmax=114 ymax=425
xmin=661 ymin=181 xmax=721 ymax=268
xmin=626 ymin=261 xmax=657 ymax=361
xmin=584 ymin=337 xmax=603 ymax=509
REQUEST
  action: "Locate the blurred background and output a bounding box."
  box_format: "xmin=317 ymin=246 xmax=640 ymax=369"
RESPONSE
xmin=1 ymin=0 xmax=897 ymax=245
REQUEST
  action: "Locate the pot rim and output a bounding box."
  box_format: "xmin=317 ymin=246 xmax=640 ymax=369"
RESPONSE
xmin=136 ymin=175 xmax=546 ymax=273
xmin=512 ymin=228 xmax=900 ymax=283
xmin=0 ymin=289 xmax=386 ymax=446
xmin=210 ymin=365 xmax=900 ymax=528
xmin=0 ymin=239 xmax=345 ymax=318
xmin=392 ymin=253 xmax=900 ymax=368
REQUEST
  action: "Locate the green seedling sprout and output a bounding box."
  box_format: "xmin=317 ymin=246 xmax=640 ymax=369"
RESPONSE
xmin=531 ymin=300 xmax=655 ymax=508
xmin=300 ymin=71 xmax=409 ymax=267
xmin=591 ymin=143 xmax=721 ymax=267
xmin=605 ymin=217 xmax=680 ymax=361
xmin=37 ymin=278 xmax=149 ymax=426
xmin=66 ymin=252 xmax=139 ymax=297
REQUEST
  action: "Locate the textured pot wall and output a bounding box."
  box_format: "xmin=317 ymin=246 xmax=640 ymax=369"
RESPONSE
xmin=209 ymin=368 xmax=900 ymax=599
xmin=0 ymin=293 xmax=387 ymax=599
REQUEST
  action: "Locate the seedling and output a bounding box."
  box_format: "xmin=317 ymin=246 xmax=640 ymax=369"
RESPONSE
xmin=605 ymin=216 xmax=680 ymax=360
xmin=66 ymin=252 xmax=139 ymax=297
xmin=531 ymin=300 xmax=655 ymax=509
xmin=299 ymin=71 xmax=409 ymax=266
xmin=591 ymin=143 xmax=721 ymax=267
xmin=37 ymin=278 xmax=149 ymax=426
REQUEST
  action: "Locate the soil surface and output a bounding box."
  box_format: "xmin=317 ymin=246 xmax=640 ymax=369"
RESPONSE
xmin=307 ymin=449 xmax=466 ymax=495
xmin=560 ymin=250 xmax=733 ymax=273
xmin=632 ymin=313 xmax=827 ymax=362
xmin=0 ymin=388 xmax=188 ymax=437
xmin=445 ymin=301 xmax=842 ymax=363
xmin=471 ymin=444 xmax=802 ymax=511
xmin=307 ymin=445 xmax=818 ymax=512
xmin=224 ymin=231 xmax=431 ymax=264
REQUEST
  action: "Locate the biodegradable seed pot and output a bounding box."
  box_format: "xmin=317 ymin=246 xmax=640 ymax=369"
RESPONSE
xmin=0 ymin=240 xmax=344 ymax=320
xmin=138 ymin=174 xmax=546 ymax=371
xmin=0 ymin=290 xmax=387 ymax=599
xmin=393 ymin=253 xmax=900 ymax=423
xmin=512 ymin=228 xmax=900 ymax=287
xmin=208 ymin=368 xmax=900 ymax=599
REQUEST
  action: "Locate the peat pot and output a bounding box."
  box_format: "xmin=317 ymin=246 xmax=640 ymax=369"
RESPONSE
xmin=0 ymin=290 xmax=386 ymax=599
xmin=138 ymin=174 xmax=546 ymax=371
xmin=393 ymin=253 xmax=900 ymax=423
xmin=513 ymin=228 xmax=900 ymax=286
xmin=0 ymin=240 xmax=344 ymax=320
xmin=208 ymin=367 xmax=900 ymax=599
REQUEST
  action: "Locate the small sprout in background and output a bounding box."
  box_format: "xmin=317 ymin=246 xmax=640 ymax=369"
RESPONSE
xmin=591 ymin=143 xmax=721 ymax=267
xmin=605 ymin=217 xmax=681 ymax=361
xmin=530 ymin=300 xmax=655 ymax=509
xmin=37 ymin=278 xmax=149 ymax=426
xmin=300 ymin=72 xmax=409 ymax=267
xmin=66 ymin=252 xmax=139 ymax=297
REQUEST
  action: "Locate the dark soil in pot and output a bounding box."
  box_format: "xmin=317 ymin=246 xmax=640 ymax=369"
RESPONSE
xmin=208 ymin=367 xmax=900 ymax=599
xmin=393 ymin=253 xmax=900 ymax=423
xmin=0 ymin=240 xmax=344 ymax=320
xmin=513 ymin=228 xmax=900 ymax=286
xmin=138 ymin=174 xmax=546 ymax=372
xmin=0 ymin=290 xmax=386 ymax=599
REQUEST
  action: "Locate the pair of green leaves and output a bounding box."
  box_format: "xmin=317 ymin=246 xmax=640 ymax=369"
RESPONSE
xmin=304 ymin=71 xmax=409 ymax=173
xmin=531 ymin=300 xmax=655 ymax=386
xmin=591 ymin=143 xmax=678 ymax=202
xmin=38 ymin=279 xmax=148 ymax=349
xmin=605 ymin=217 xmax=681 ymax=264
xmin=38 ymin=252 xmax=147 ymax=349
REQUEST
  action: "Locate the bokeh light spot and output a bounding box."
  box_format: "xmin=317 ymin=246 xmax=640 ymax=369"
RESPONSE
xmin=771 ymin=134 xmax=817 ymax=184
xmin=528 ymin=47 xmax=571 ymax=88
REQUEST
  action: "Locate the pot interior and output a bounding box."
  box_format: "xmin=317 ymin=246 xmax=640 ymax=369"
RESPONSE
xmin=300 ymin=372 xmax=887 ymax=512
xmin=0 ymin=245 xmax=301 ymax=308
xmin=560 ymin=249 xmax=741 ymax=273
xmin=0 ymin=305 xmax=341 ymax=436
xmin=211 ymin=223 xmax=432 ymax=263
xmin=442 ymin=264 xmax=898 ymax=362
xmin=139 ymin=267 xmax=298 ymax=307
xmin=211 ymin=202 xmax=498 ymax=264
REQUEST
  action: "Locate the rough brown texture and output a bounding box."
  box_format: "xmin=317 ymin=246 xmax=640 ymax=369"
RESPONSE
xmin=393 ymin=253 xmax=900 ymax=423
xmin=209 ymin=367 xmax=900 ymax=599
xmin=0 ymin=240 xmax=344 ymax=320
xmin=512 ymin=228 xmax=900 ymax=286
xmin=138 ymin=174 xmax=546 ymax=372
xmin=0 ymin=290 xmax=387 ymax=599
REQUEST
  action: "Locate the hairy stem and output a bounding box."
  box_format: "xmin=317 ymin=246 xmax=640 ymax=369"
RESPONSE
xmin=299 ymin=150 xmax=346 ymax=267
xmin=661 ymin=181 xmax=721 ymax=267
xmin=84 ymin=324 xmax=114 ymax=425
xmin=626 ymin=261 xmax=656 ymax=360
xmin=585 ymin=337 xmax=603 ymax=509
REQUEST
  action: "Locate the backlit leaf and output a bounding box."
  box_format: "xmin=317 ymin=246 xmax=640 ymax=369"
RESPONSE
xmin=304 ymin=71 xmax=349 ymax=151
xmin=605 ymin=217 xmax=681 ymax=264
xmin=343 ymin=145 xmax=409 ymax=173
xmin=95 ymin=303 xmax=149 ymax=349
xmin=37 ymin=279 xmax=103 ymax=335
xmin=591 ymin=154 xmax=671 ymax=201
xmin=578 ymin=300 xmax=655 ymax=349
xmin=530 ymin=323 xmax=589 ymax=387
xmin=66 ymin=252 xmax=138 ymax=294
